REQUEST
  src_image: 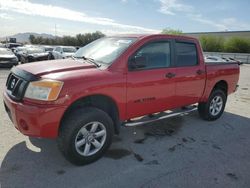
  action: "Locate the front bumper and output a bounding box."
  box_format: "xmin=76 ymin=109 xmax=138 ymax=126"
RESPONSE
xmin=28 ymin=56 xmax=48 ymax=62
xmin=3 ymin=91 xmax=67 ymax=138
xmin=0 ymin=61 xmax=18 ymax=67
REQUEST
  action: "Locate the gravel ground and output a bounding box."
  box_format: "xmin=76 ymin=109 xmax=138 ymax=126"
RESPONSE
xmin=0 ymin=65 xmax=250 ymax=188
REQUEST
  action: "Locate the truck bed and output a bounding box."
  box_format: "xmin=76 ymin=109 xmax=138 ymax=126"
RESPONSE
xmin=202 ymin=62 xmax=240 ymax=101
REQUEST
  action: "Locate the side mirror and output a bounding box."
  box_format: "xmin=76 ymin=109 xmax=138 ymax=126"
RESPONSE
xmin=129 ymin=55 xmax=146 ymax=70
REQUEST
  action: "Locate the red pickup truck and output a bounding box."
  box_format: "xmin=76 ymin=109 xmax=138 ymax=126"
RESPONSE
xmin=3 ymin=34 xmax=239 ymax=165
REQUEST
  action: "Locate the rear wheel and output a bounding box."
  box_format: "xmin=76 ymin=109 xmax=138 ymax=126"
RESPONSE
xmin=20 ymin=56 xmax=27 ymax=64
xmin=198 ymin=89 xmax=227 ymax=121
xmin=57 ymin=107 xmax=114 ymax=165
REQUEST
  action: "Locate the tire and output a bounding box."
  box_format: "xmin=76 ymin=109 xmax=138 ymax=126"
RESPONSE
xmin=57 ymin=107 xmax=114 ymax=165
xmin=198 ymin=89 xmax=227 ymax=121
xmin=48 ymin=53 xmax=54 ymax=60
xmin=20 ymin=57 xmax=25 ymax=64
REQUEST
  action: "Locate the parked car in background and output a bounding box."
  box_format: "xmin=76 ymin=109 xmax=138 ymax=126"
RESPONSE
xmin=0 ymin=48 xmax=18 ymax=68
xmin=20 ymin=47 xmax=49 ymax=64
xmin=40 ymin=45 xmax=55 ymax=53
xmin=51 ymin=46 xmax=76 ymax=59
xmin=0 ymin=43 xmax=5 ymax=48
xmin=6 ymin=43 xmax=23 ymax=51
xmin=13 ymin=46 xmax=27 ymax=61
xmin=41 ymin=45 xmax=55 ymax=60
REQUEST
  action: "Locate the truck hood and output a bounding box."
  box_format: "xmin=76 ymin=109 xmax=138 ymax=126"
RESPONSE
xmin=17 ymin=59 xmax=96 ymax=76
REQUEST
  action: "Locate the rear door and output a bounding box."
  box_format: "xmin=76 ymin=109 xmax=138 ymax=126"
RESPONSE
xmin=126 ymin=40 xmax=177 ymax=119
xmin=174 ymin=40 xmax=206 ymax=106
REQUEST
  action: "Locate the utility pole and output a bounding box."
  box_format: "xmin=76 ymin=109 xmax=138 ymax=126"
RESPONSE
xmin=55 ymin=24 xmax=57 ymax=37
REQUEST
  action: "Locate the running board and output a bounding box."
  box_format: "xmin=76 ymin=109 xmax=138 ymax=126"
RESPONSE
xmin=123 ymin=106 xmax=197 ymax=127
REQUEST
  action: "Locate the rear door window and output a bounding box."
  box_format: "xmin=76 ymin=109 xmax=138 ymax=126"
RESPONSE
xmin=175 ymin=42 xmax=198 ymax=67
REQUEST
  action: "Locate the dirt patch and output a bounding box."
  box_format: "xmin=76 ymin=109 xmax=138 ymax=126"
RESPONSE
xmin=145 ymin=160 xmax=159 ymax=165
xmin=134 ymin=137 xmax=147 ymax=144
xmin=145 ymin=117 xmax=183 ymax=137
xmin=56 ymin=170 xmax=66 ymax=175
xmin=1 ymin=164 xmax=22 ymax=174
xmin=226 ymin=173 xmax=238 ymax=180
xmin=168 ymin=143 xmax=184 ymax=152
xmin=182 ymin=138 xmax=188 ymax=143
xmin=105 ymin=148 xmax=131 ymax=160
xmin=240 ymin=97 xmax=250 ymax=101
xmin=133 ymin=152 xmax=144 ymax=162
xmin=182 ymin=137 xmax=196 ymax=143
xmin=168 ymin=145 xmax=177 ymax=152
xmin=113 ymin=136 xmax=122 ymax=143
xmin=133 ymin=117 xmax=184 ymax=144
xmin=212 ymin=144 xmax=222 ymax=150
xmin=187 ymin=137 xmax=196 ymax=142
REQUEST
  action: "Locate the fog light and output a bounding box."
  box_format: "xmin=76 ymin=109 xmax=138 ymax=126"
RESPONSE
xmin=20 ymin=120 xmax=29 ymax=131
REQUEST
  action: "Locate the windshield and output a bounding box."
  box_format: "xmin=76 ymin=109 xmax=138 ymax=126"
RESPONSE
xmin=63 ymin=47 xmax=76 ymax=53
xmin=0 ymin=48 xmax=13 ymax=55
xmin=74 ymin=37 xmax=137 ymax=64
xmin=16 ymin=47 xmax=26 ymax=52
xmin=45 ymin=47 xmax=54 ymax=52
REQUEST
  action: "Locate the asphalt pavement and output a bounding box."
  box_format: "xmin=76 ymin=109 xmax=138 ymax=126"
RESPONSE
xmin=0 ymin=65 xmax=250 ymax=188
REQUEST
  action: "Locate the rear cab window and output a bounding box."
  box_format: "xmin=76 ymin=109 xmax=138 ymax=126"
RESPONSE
xmin=175 ymin=41 xmax=198 ymax=67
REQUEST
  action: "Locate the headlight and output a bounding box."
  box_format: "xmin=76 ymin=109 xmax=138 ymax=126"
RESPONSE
xmin=24 ymin=80 xmax=63 ymax=101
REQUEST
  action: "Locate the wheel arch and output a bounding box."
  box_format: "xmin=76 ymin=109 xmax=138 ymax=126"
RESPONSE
xmin=60 ymin=94 xmax=121 ymax=135
xmin=212 ymin=80 xmax=228 ymax=96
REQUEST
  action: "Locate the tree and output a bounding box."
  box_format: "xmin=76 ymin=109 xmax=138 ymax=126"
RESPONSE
xmin=29 ymin=34 xmax=35 ymax=44
xmin=29 ymin=31 xmax=105 ymax=46
xmin=199 ymin=35 xmax=224 ymax=52
xmin=224 ymin=37 xmax=250 ymax=53
xmin=161 ymin=28 xmax=183 ymax=35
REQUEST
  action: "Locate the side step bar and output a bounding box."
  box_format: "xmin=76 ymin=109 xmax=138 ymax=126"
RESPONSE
xmin=123 ymin=106 xmax=197 ymax=127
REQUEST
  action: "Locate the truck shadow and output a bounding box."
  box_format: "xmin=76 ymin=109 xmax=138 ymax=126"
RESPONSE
xmin=0 ymin=111 xmax=249 ymax=187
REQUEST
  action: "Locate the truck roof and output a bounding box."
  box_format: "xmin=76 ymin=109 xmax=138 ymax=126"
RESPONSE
xmin=109 ymin=34 xmax=197 ymax=41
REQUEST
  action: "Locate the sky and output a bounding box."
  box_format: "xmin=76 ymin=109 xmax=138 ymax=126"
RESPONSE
xmin=0 ymin=0 xmax=249 ymax=37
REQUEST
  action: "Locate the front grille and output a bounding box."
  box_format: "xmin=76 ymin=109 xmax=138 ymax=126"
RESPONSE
xmin=6 ymin=73 xmax=28 ymax=101
xmin=5 ymin=67 xmax=38 ymax=101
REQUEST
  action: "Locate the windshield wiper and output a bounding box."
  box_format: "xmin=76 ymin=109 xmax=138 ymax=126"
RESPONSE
xmin=82 ymin=56 xmax=101 ymax=67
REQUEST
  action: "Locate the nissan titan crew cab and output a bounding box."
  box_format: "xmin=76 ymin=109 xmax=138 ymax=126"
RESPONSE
xmin=3 ymin=34 xmax=239 ymax=165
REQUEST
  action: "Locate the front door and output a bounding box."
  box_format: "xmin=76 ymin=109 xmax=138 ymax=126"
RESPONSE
xmin=126 ymin=40 xmax=176 ymax=119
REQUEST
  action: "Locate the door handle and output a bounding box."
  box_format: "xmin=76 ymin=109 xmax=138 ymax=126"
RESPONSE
xmin=196 ymin=69 xmax=205 ymax=75
xmin=165 ymin=72 xmax=176 ymax=78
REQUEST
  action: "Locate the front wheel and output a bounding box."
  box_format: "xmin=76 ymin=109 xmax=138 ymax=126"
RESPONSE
xmin=57 ymin=107 xmax=114 ymax=165
xmin=198 ymin=89 xmax=227 ymax=121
